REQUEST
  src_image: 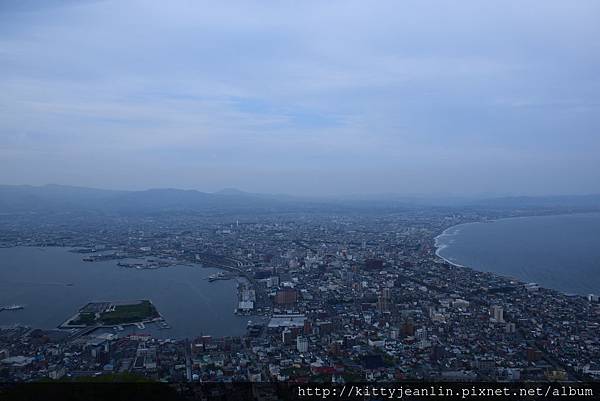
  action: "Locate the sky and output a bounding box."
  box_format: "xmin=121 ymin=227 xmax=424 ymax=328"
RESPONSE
xmin=1 ymin=0 xmax=599 ymax=196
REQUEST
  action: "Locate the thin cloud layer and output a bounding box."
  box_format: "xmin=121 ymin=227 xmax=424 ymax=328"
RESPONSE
xmin=1 ymin=0 xmax=599 ymax=195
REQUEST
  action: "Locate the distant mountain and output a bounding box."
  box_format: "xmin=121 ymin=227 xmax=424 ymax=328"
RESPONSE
xmin=105 ymin=188 xmax=300 ymax=213
xmin=1 ymin=184 xmax=599 ymax=215
xmin=470 ymin=194 xmax=600 ymax=209
xmin=0 ymin=185 xmax=313 ymax=214
xmin=330 ymin=193 xmax=485 ymax=207
xmin=0 ymin=184 xmax=126 ymax=213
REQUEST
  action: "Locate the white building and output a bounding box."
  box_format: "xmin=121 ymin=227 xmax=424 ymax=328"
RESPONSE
xmin=296 ymin=336 xmax=309 ymax=353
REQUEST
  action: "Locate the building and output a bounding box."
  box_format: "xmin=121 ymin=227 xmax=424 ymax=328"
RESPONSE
xmin=238 ymin=301 xmax=254 ymax=312
xmin=296 ymin=336 xmax=308 ymax=353
xmin=267 ymin=314 xmax=306 ymax=330
xmin=274 ymin=288 xmax=298 ymax=305
xmin=377 ymin=288 xmax=391 ymax=312
xmin=491 ymin=305 xmax=504 ymax=323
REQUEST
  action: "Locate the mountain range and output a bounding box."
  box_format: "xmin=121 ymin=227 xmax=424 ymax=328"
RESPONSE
xmin=1 ymin=184 xmax=600 ymax=214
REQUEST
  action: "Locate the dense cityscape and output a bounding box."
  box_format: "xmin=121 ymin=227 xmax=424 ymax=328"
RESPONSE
xmin=2 ymin=1 xmax=600 ymax=400
xmin=1 ymin=205 xmax=599 ymax=385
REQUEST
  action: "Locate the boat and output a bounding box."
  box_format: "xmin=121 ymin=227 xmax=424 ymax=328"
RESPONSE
xmin=0 ymin=304 xmax=25 ymax=311
xmin=208 ymin=272 xmax=226 ymax=282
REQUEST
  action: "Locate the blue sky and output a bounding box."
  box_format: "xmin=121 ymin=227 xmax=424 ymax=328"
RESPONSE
xmin=1 ymin=0 xmax=599 ymax=196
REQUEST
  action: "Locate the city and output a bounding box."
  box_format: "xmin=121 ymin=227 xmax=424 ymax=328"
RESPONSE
xmin=1 ymin=205 xmax=599 ymax=384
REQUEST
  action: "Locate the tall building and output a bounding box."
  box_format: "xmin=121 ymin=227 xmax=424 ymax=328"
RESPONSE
xmin=296 ymin=336 xmax=308 ymax=353
xmin=377 ymin=288 xmax=391 ymax=312
xmin=491 ymin=305 xmax=504 ymax=323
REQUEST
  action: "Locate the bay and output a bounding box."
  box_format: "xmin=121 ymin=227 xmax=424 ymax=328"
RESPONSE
xmin=0 ymin=246 xmax=249 ymax=338
xmin=435 ymin=213 xmax=600 ymax=295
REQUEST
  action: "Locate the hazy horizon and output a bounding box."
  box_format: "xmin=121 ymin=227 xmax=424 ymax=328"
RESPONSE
xmin=4 ymin=182 xmax=600 ymax=201
xmin=2 ymin=1 xmax=599 ymax=196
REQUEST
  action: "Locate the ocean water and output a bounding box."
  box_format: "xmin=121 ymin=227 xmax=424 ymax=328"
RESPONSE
xmin=0 ymin=246 xmax=250 ymax=338
xmin=435 ymin=213 xmax=600 ymax=296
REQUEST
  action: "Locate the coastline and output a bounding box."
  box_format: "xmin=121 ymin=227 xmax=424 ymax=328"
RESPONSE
xmin=434 ymin=210 xmax=600 ymax=266
xmin=433 ymin=223 xmax=477 ymax=268
xmin=433 ymin=212 xmax=600 ymax=297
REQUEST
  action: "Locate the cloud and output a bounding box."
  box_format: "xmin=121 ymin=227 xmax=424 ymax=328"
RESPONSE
xmin=0 ymin=0 xmax=599 ymax=195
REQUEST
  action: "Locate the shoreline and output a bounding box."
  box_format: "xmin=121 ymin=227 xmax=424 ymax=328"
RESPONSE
xmin=433 ymin=222 xmax=478 ymax=268
xmin=434 ymin=210 xmax=600 ymax=266
xmin=433 ymin=212 xmax=600 ymax=298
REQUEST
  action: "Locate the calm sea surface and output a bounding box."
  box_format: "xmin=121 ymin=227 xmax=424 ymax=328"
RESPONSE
xmin=435 ymin=213 xmax=600 ymax=295
xmin=0 ymin=246 xmax=249 ymax=338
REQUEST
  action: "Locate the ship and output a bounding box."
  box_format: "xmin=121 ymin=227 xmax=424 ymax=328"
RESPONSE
xmin=207 ymin=272 xmax=226 ymax=282
xmin=0 ymin=304 xmax=25 ymax=312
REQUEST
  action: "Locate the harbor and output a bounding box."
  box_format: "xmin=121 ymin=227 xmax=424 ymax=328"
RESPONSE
xmin=0 ymin=246 xmax=252 ymax=338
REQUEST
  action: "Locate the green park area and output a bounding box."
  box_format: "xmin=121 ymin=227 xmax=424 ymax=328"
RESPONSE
xmin=100 ymin=300 xmax=159 ymax=325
